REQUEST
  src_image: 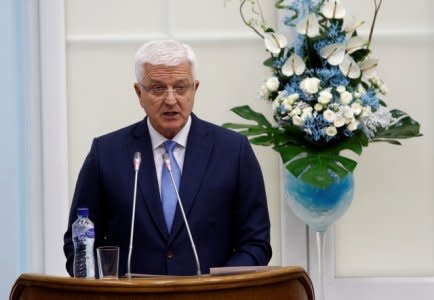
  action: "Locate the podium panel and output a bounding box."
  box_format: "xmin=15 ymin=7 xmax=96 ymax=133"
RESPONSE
xmin=10 ymin=266 xmax=314 ymax=300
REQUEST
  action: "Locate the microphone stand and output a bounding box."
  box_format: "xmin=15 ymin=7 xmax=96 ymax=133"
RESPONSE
xmin=127 ymin=152 xmax=141 ymax=279
xmin=163 ymin=153 xmax=202 ymax=276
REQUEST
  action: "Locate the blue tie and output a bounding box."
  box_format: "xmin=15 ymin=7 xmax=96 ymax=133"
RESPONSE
xmin=161 ymin=140 xmax=181 ymax=233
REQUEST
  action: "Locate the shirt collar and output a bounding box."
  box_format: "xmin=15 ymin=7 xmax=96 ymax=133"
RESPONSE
xmin=147 ymin=115 xmax=192 ymax=150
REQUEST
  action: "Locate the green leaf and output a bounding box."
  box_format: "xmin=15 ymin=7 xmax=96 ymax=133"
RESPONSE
xmin=300 ymin=165 xmax=334 ymax=189
xmin=333 ymin=155 xmax=357 ymax=172
xmin=326 ymin=161 xmax=349 ymax=179
xmin=263 ymin=57 xmax=275 ymax=68
xmin=249 ymin=135 xmax=274 ymax=146
xmin=222 ymin=123 xmax=261 ymax=129
xmin=230 ymin=105 xmax=272 ymax=128
xmin=238 ymin=128 xmax=273 ymax=136
xmin=273 ymin=144 xmax=305 ymax=164
xmin=370 ymin=139 xmax=402 ymax=145
xmin=374 ymin=110 xmax=422 ymax=140
xmin=351 ymin=48 xmax=370 ymax=62
xmin=286 ymin=156 xmax=315 ymax=177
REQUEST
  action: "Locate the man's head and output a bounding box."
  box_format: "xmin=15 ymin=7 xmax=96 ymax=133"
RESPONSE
xmin=134 ymin=40 xmax=199 ymax=139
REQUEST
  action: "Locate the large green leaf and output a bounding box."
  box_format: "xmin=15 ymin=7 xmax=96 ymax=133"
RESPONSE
xmin=230 ymin=106 xmax=272 ymax=128
xmin=373 ymin=110 xmax=422 ymax=140
xmin=223 ymin=104 xmax=421 ymax=188
xmin=273 ymin=144 xmax=305 ymax=164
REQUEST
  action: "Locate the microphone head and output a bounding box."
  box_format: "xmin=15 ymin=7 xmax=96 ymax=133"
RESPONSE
xmin=162 ymin=153 xmax=171 ymax=171
xmin=133 ymin=152 xmax=141 ymax=171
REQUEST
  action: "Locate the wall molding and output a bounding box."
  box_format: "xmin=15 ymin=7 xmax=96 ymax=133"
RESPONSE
xmin=66 ymin=30 xmax=434 ymax=45
xmin=66 ymin=32 xmax=262 ymax=45
xmin=39 ymin=0 xmax=69 ymax=275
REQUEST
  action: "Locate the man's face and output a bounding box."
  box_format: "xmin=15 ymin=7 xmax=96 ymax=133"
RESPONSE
xmin=134 ymin=61 xmax=199 ymax=139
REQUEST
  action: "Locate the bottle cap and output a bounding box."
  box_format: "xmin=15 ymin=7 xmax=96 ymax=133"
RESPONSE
xmin=77 ymin=208 xmax=89 ymax=217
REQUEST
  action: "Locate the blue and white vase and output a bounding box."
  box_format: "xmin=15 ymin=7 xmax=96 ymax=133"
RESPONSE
xmin=285 ymin=171 xmax=354 ymax=232
xmin=284 ymin=170 xmax=355 ymax=300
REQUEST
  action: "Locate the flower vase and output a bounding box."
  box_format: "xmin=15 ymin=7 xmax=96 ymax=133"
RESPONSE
xmin=285 ymin=171 xmax=354 ymax=300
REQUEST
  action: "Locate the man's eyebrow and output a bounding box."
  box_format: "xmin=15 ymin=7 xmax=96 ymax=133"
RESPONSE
xmin=147 ymin=79 xmax=191 ymax=85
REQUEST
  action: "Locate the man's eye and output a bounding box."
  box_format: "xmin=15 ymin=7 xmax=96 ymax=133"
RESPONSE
xmin=151 ymin=87 xmax=166 ymax=92
xmin=174 ymin=86 xmax=187 ymax=92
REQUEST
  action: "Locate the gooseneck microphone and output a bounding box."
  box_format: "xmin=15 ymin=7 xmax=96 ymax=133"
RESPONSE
xmin=127 ymin=152 xmax=141 ymax=279
xmin=162 ymin=153 xmax=202 ymax=276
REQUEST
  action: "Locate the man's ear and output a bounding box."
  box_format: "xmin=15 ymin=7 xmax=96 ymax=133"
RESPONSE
xmin=134 ymin=83 xmax=142 ymax=98
xmin=194 ymin=80 xmax=200 ymax=91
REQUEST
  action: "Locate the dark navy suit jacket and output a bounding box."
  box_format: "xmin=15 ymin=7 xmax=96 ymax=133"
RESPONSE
xmin=63 ymin=114 xmax=272 ymax=276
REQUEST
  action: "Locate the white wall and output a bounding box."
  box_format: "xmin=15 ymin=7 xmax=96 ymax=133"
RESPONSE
xmin=334 ymin=0 xmax=434 ymax=277
xmin=65 ymin=0 xmax=282 ymax=266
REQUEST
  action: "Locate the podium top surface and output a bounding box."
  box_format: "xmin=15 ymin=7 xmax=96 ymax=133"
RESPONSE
xmin=10 ymin=266 xmax=315 ymax=300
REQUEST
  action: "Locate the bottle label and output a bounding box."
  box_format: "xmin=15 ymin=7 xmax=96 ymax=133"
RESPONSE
xmin=86 ymin=228 xmax=95 ymax=238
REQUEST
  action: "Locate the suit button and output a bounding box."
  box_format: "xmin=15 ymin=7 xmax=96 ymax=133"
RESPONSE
xmin=167 ymin=251 xmax=174 ymax=259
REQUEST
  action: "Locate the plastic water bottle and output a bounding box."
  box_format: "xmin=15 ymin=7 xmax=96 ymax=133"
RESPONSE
xmin=72 ymin=208 xmax=95 ymax=278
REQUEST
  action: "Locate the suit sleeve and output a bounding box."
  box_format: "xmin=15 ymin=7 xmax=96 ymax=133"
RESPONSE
xmin=224 ymin=136 xmax=272 ymax=266
xmin=63 ymin=139 xmax=104 ymax=276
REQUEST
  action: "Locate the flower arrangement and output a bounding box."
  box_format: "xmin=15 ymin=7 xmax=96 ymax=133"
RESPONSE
xmin=223 ymin=0 xmax=422 ymax=188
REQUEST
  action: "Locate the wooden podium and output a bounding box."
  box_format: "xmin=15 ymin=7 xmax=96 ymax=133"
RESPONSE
xmin=10 ymin=266 xmax=314 ymax=300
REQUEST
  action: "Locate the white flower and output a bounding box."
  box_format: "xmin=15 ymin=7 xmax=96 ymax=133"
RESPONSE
xmin=359 ymin=58 xmax=378 ymax=79
xmin=300 ymin=77 xmax=321 ymax=94
xmin=361 ymin=106 xmax=393 ymax=137
xmin=264 ymin=33 xmax=287 ymax=55
xmin=379 ymin=83 xmax=388 ymax=95
xmin=259 ymin=85 xmax=269 ymax=98
xmin=284 ymin=93 xmax=300 ymax=105
xmin=346 ymin=36 xmax=366 ymax=54
xmin=347 ymin=119 xmax=359 ymax=131
xmin=318 ymin=89 xmax=333 ymax=104
xmin=362 ymin=106 xmax=372 ymax=117
xmin=292 ymin=115 xmax=304 ymax=126
xmin=351 ymin=102 xmax=362 ymax=115
xmin=354 ymin=84 xmax=365 ymax=98
xmin=282 ymin=54 xmax=306 ymax=77
xmin=321 ymin=0 xmax=346 ymax=19
xmin=340 ymin=91 xmax=353 ymax=104
xmin=296 ymin=14 xmax=320 ymax=37
xmin=301 ymin=107 xmax=313 ymax=120
xmin=290 ymin=107 xmax=302 ymax=116
xmin=336 ymin=85 xmax=346 ymax=93
xmin=333 ymin=116 xmax=346 ymax=128
xmin=265 ymin=77 xmax=279 ymax=91
xmin=344 ymin=17 xmax=365 ymax=34
xmin=272 ymin=99 xmax=280 ymax=113
xmin=342 ymin=106 xmax=354 ymax=119
xmin=325 ymin=126 xmax=338 ymax=137
xmin=323 ymin=109 xmax=336 ymax=122
xmin=314 ymin=103 xmax=324 ymax=111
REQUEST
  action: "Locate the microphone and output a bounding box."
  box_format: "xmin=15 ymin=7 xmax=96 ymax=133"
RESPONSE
xmin=127 ymin=152 xmax=141 ymax=279
xmin=162 ymin=153 xmax=202 ymax=276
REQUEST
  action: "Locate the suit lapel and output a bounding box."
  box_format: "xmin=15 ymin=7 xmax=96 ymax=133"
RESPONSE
xmin=130 ymin=119 xmax=169 ymax=241
xmin=169 ymin=115 xmax=213 ymax=243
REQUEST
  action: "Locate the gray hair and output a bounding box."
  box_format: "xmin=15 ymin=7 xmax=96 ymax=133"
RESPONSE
xmin=134 ymin=40 xmax=197 ymax=83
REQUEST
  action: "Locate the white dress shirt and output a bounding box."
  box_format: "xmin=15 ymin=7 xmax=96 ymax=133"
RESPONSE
xmin=147 ymin=116 xmax=191 ymax=196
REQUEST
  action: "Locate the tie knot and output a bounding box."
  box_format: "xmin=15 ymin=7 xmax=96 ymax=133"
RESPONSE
xmin=164 ymin=140 xmax=177 ymax=153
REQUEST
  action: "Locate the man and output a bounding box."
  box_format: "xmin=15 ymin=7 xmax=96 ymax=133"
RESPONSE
xmin=63 ymin=40 xmax=272 ymax=276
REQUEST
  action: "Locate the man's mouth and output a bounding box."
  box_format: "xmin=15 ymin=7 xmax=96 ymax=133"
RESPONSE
xmin=163 ymin=112 xmax=179 ymax=117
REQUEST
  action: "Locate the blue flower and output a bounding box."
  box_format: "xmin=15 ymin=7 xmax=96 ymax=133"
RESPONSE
xmin=361 ymin=88 xmax=380 ymax=110
xmin=327 ymin=23 xmax=346 ymax=43
xmin=313 ymin=40 xmax=333 ymax=56
xmin=293 ymin=35 xmax=306 ymax=57
xmin=315 ymin=67 xmax=349 ymax=87
xmin=273 ymin=56 xmax=287 ymax=69
xmin=284 ymin=76 xmax=302 ymax=95
xmin=285 ymin=0 xmax=322 ymax=26
xmin=304 ymin=115 xmax=330 ymax=141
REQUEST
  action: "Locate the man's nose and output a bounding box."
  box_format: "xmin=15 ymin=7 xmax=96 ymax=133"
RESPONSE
xmin=163 ymin=89 xmax=178 ymax=104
